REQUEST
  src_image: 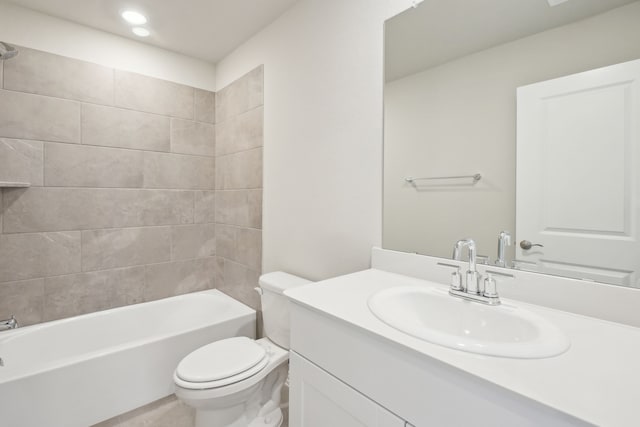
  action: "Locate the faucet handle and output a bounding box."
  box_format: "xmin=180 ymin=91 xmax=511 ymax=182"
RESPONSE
xmin=483 ymin=270 xmax=514 ymax=299
xmin=483 ymin=274 xmax=498 ymax=298
xmin=437 ymin=262 xmax=463 ymax=291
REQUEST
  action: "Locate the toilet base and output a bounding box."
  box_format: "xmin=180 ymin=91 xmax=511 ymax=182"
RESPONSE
xmin=192 ymin=364 xmax=287 ymax=427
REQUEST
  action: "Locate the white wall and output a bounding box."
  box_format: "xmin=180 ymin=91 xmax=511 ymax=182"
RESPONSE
xmin=384 ymin=1 xmax=640 ymax=261
xmin=215 ymin=0 xmax=412 ymax=281
xmin=0 ymin=1 xmax=216 ymax=90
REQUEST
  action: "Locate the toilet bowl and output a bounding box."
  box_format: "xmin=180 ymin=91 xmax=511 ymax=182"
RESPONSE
xmin=174 ymin=272 xmax=310 ymax=427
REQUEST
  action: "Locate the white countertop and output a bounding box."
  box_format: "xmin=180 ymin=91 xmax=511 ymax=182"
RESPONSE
xmin=285 ymin=268 xmax=640 ymax=427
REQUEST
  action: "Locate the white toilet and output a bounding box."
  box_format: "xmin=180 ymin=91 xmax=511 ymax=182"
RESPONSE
xmin=174 ymin=272 xmax=310 ymax=427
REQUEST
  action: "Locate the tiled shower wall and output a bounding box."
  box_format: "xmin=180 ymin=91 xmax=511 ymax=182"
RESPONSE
xmin=214 ymin=65 xmax=264 ymax=313
xmin=0 ymin=46 xmax=264 ymax=327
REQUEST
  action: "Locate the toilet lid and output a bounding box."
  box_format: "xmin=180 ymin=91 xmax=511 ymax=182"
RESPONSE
xmin=176 ymin=337 xmax=267 ymax=383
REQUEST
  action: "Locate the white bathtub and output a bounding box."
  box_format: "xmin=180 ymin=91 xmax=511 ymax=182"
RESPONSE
xmin=0 ymin=289 xmax=255 ymax=427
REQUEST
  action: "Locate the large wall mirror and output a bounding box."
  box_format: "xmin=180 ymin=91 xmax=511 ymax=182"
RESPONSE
xmin=383 ymin=0 xmax=640 ymax=288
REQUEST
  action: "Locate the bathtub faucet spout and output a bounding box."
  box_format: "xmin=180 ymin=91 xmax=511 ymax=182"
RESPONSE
xmin=0 ymin=315 xmax=18 ymax=331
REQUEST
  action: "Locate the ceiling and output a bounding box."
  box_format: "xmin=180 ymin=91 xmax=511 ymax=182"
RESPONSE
xmin=386 ymin=0 xmax=639 ymax=82
xmin=8 ymin=0 xmax=299 ymax=63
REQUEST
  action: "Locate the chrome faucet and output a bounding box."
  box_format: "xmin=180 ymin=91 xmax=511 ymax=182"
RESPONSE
xmin=440 ymin=238 xmax=512 ymax=305
xmin=0 ymin=315 xmax=18 ymax=331
xmin=453 ymin=238 xmax=480 ymax=294
xmin=495 ymin=231 xmax=512 ymax=268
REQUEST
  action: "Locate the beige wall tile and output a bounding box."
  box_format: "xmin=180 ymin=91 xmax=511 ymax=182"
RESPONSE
xmin=82 ymin=227 xmax=171 ymax=271
xmin=82 ymin=104 xmax=170 ymax=152
xmin=0 ymin=138 xmax=43 ymax=185
xmin=0 ymin=231 xmax=81 ymax=282
xmin=214 ymin=225 xmax=261 ymax=270
xmin=171 ymin=224 xmax=215 ymax=261
xmin=44 ymin=143 xmax=144 ymax=188
xmin=115 ymin=70 xmax=194 ymax=119
xmin=216 ymin=148 xmax=262 ymax=190
xmin=0 ymin=138 xmax=29 ymax=183
xmin=195 ymin=89 xmax=215 ymax=124
xmin=216 ymin=258 xmax=260 ymax=311
xmin=43 ymin=267 xmax=145 ymax=321
xmin=215 ymin=225 xmax=237 ymax=260
xmin=214 ymin=256 xmax=224 ymax=288
xmin=0 ymin=278 xmax=44 ymax=326
xmin=215 ymin=65 xmax=263 ymax=124
xmin=2 ymin=188 xmax=194 ymax=233
xmin=170 ymin=119 xmax=215 ymax=157
xmin=215 ymin=106 xmax=263 ymax=156
xmin=3 ymin=47 xmax=114 ymax=105
xmin=215 ymin=191 xmax=244 ymax=226
xmin=143 ymin=152 xmax=214 ymax=190
xmin=214 ymin=86 xmax=237 ymax=125
xmin=247 ymin=65 xmax=264 ymax=111
xmin=215 ymin=190 xmax=262 ymax=229
xmin=0 ymin=90 xmax=80 ymax=143
xmin=194 ymin=191 xmax=215 ymax=224
xmin=95 ymin=395 xmax=195 ymax=427
xmin=236 ymin=228 xmax=262 ymax=271
xmin=144 ymin=257 xmax=215 ymax=301
xmin=247 ymin=189 xmax=262 ymax=230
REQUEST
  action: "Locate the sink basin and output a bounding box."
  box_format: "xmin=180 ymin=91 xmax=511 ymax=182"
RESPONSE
xmin=368 ymin=286 xmax=570 ymax=358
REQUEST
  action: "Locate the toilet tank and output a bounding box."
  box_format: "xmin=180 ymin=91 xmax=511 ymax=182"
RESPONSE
xmin=259 ymin=272 xmax=311 ymax=349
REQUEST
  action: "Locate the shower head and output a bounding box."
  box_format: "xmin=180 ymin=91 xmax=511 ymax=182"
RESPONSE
xmin=0 ymin=42 xmax=19 ymax=60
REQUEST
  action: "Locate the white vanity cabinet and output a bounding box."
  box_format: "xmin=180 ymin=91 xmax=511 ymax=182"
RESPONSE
xmin=286 ymin=272 xmax=594 ymax=427
xmin=289 ymin=352 xmax=407 ymax=427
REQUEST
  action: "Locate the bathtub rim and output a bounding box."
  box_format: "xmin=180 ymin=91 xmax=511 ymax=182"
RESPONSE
xmin=0 ymin=289 xmax=255 ymax=382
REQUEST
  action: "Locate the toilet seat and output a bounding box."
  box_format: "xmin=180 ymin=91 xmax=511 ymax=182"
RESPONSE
xmin=175 ymin=337 xmax=269 ymax=390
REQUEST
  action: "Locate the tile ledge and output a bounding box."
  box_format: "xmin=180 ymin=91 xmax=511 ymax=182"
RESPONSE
xmin=0 ymin=181 xmax=30 ymax=188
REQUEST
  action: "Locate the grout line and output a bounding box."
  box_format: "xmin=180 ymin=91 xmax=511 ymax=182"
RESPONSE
xmin=216 ymin=187 xmax=263 ymax=192
xmin=214 ymin=103 xmax=263 ymax=126
xmin=213 ymin=223 xmax=262 ymax=232
xmin=5 ymin=185 xmax=249 ymax=192
xmin=13 ymin=185 xmax=217 ymax=191
xmin=215 ymin=145 xmax=264 ymax=159
xmin=0 ymin=255 xmax=219 ymax=286
xmin=0 ymin=87 xmax=195 ymax=121
xmin=32 ymin=138 xmax=216 ymax=159
xmin=1 ymin=222 xmax=221 ymax=236
xmin=216 ymin=256 xmax=260 ymax=272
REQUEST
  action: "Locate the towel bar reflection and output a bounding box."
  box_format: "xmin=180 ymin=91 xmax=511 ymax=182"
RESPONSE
xmin=405 ymin=173 xmax=482 ymax=184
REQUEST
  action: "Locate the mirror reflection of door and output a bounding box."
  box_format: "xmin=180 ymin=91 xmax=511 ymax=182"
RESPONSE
xmin=516 ymin=59 xmax=640 ymax=286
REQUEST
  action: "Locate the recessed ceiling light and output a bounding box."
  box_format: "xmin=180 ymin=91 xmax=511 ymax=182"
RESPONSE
xmin=121 ymin=10 xmax=147 ymax=25
xmin=132 ymin=27 xmax=150 ymax=37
